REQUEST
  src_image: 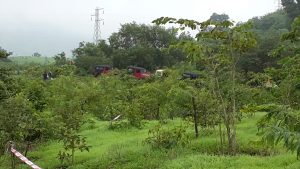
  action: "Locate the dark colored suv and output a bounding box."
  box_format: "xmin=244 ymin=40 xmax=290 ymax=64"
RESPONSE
xmin=181 ymin=72 xmax=199 ymax=80
xmin=94 ymin=65 xmax=111 ymax=77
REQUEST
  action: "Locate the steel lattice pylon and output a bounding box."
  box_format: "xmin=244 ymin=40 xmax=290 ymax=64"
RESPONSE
xmin=91 ymin=7 xmax=104 ymax=45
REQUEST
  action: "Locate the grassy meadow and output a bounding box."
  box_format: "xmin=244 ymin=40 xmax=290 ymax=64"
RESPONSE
xmin=1 ymin=113 xmax=299 ymax=169
xmin=9 ymin=56 xmax=54 ymax=65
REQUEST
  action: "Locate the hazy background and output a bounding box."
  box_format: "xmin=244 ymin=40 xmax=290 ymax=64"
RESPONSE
xmin=0 ymin=0 xmax=278 ymax=56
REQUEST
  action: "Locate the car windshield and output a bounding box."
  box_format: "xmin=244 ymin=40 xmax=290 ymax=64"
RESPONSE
xmin=128 ymin=68 xmax=133 ymax=73
xmin=140 ymin=69 xmax=146 ymax=73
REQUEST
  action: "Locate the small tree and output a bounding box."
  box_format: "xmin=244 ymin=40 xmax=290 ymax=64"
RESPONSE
xmin=0 ymin=94 xmax=41 ymax=155
xmin=32 ymin=52 xmax=41 ymax=57
xmin=49 ymin=76 xmax=90 ymax=166
xmin=134 ymin=82 xmax=167 ymax=120
xmin=153 ymin=16 xmax=256 ymax=154
xmin=0 ymin=47 xmax=12 ymax=59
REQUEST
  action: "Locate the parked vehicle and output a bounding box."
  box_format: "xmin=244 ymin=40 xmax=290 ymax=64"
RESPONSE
xmin=181 ymin=72 xmax=199 ymax=80
xmin=42 ymin=71 xmax=53 ymax=80
xmin=155 ymin=69 xmax=165 ymax=77
xmin=127 ymin=66 xmax=150 ymax=79
xmin=94 ymin=65 xmax=111 ymax=77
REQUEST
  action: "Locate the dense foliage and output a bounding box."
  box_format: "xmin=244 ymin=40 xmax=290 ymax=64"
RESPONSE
xmin=72 ymin=23 xmax=187 ymax=74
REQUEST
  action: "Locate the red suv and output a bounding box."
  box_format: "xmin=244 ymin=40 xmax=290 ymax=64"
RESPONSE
xmin=127 ymin=66 xmax=150 ymax=79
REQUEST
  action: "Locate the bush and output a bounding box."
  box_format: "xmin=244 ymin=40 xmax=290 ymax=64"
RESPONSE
xmin=145 ymin=124 xmax=190 ymax=149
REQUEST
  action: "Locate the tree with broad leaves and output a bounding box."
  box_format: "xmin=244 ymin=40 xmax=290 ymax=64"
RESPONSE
xmin=153 ymin=16 xmax=256 ymax=155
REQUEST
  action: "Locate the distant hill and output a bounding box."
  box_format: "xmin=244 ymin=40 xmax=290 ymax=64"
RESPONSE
xmin=10 ymin=56 xmax=54 ymax=65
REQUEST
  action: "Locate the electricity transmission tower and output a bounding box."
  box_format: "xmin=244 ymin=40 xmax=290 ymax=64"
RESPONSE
xmin=91 ymin=7 xmax=104 ymax=45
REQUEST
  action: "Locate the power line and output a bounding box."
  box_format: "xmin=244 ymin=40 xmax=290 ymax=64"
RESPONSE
xmin=91 ymin=7 xmax=104 ymax=45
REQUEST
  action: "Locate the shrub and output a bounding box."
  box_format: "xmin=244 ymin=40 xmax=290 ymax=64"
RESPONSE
xmin=145 ymin=124 xmax=190 ymax=149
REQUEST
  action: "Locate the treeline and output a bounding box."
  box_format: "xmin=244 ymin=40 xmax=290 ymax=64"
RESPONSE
xmin=60 ymin=8 xmax=295 ymax=75
xmin=70 ymin=23 xmax=188 ymax=74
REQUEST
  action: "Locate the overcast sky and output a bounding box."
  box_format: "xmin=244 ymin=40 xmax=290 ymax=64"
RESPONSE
xmin=0 ymin=0 xmax=278 ymax=56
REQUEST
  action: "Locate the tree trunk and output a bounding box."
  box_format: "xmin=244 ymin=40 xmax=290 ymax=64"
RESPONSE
xmin=192 ymin=97 xmax=199 ymax=138
xmin=218 ymin=123 xmax=224 ymax=153
xmin=227 ymin=49 xmax=237 ymax=155
xmin=212 ymin=61 xmax=236 ymax=155
xmin=71 ymin=148 xmax=75 ymax=164
xmin=225 ymin=112 xmax=236 ymax=155
xmin=169 ymin=111 xmax=174 ymax=120
xmin=24 ymin=142 xmax=30 ymax=157
xmin=203 ymin=109 xmax=207 ymax=127
xmin=214 ymin=70 xmax=236 ymax=155
xmin=156 ymin=103 xmax=160 ymax=120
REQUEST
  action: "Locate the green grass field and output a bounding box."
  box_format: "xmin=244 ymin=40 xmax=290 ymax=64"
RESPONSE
xmin=0 ymin=113 xmax=299 ymax=169
xmin=10 ymin=56 xmax=54 ymax=65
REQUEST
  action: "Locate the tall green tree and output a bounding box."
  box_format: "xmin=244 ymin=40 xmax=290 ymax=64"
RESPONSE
xmin=244 ymin=16 xmax=300 ymax=159
xmin=239 ymin=10 xmax=290 ymax=72
xmin=109 ymin=22 xmax=177 ymax=49
xmin=209 ymin=13 xmax=229 ymax=23
xmin=270 ymin=16 xmax=300 ymax=108
xmin=72 ymin=41 xmax=111 ymax=74
xmin=109 ymin=22 xmax=185 ymax=70
xmin=281 ymin=0 xmax=300 ymax=21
